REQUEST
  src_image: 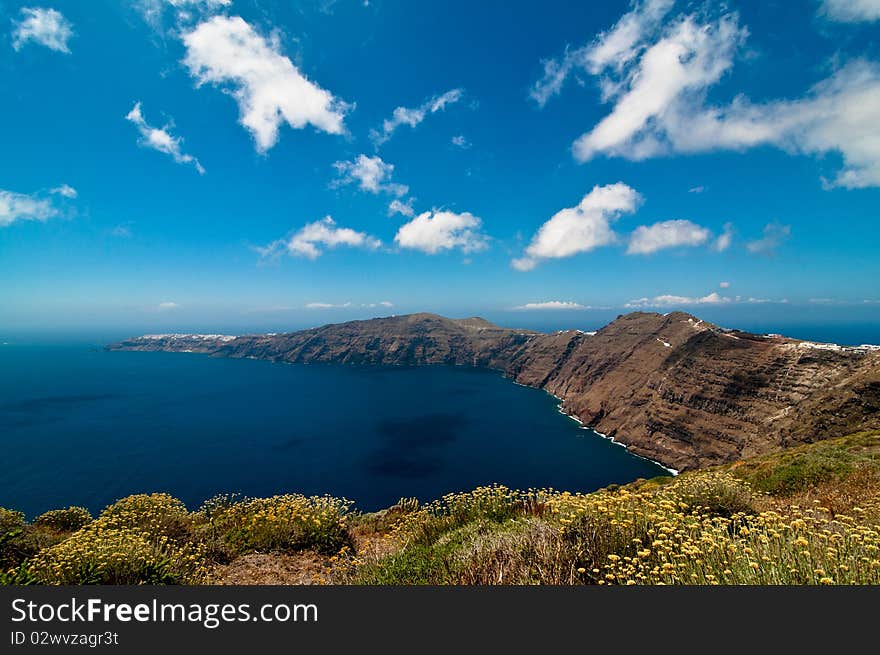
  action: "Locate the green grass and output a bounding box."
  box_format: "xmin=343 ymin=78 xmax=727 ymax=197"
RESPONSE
xmin=729 ymin=430 xmax=880 ymax=495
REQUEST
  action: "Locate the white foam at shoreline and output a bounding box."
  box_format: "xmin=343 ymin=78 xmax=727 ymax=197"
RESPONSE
xmin=512 ymin=380 xmax=679 ymax=476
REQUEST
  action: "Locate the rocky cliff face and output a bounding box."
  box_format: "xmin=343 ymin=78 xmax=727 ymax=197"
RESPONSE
xmin=108 ymin=312 xmax=880 ymax=471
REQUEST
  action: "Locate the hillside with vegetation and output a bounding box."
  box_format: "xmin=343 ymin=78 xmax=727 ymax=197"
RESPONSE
xmin=3 ymin=430 xmax=879 ymax=586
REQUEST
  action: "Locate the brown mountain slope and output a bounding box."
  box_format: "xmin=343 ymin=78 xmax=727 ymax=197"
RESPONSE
xmin=108 ymin=311 xmax=880 ymax=471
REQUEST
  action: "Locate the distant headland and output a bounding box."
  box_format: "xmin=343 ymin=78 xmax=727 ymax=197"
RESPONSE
xmin=108 ymin=311 xmax=880 ymax=472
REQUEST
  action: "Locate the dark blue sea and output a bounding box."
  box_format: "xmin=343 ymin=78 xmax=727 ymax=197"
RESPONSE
xmin=0 ymin=343 xmax=668 ymax=518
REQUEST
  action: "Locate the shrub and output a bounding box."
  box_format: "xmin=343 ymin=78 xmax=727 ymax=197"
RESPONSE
xmin=545 ymin=475 xmax=880 ymax=585
xmin=99 ymin=493 xmax=193 ymax=543
xmin=0 ymin=564 xmax=37 ymax=586
xmin=24 ymin=494 xmax=208 ymax=585
xmin=27 ymin=524 xmax=206 ymax=585
xmin=669 ymin=472 xmax=756 ymax=517
xmin=0 ymin=508 xmax=25 ymax=535
xmin=396 ymin=485 xmax=546 ymax=546
xmin=0 ymin=509 xmax=30 ymax=569
xmin=200 ymin=494 xmax=353 ymax=556
xmin=34 ymin=507 xmax=93 ymax=532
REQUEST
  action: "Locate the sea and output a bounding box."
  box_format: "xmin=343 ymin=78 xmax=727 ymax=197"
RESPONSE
xmin=0 ymin=343 xmax=667 ymax=518
xmin=4 ymin=318 xmax=877 ymax=519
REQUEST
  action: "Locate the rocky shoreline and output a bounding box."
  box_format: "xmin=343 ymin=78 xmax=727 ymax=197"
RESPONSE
xmin=108 ymin=311 xmax=880 ymax=471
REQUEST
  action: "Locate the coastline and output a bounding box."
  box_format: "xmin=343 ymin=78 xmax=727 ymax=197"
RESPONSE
xmin=550 ymin=391 xmax=681 ymax=477
xmin=510 ymin=379 xmax=680 ymax=477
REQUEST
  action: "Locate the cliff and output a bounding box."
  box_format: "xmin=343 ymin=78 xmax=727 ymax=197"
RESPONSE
xmin=108 ymin=312 xmax=880 ymax=471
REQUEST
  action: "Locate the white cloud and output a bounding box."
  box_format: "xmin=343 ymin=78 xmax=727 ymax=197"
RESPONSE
xmin=719 ymin=281 xmax=730 ymax=288
xmin=0 ymin=188 xmax=71 ymax=227
xmin=746 ymin=222 xmax=791 ymax=254
xmin=125 ymin=102 xmax=205 ymax=174
xmin=50 ymin=184 xmax=77 ymax=199
xmin=394 ymin=210 xmax=488 ymax=255
xmin=627 ymin=219 xmax=710 ymax=255
xmin=388 ymin=198 xmax=415 ymax=218
xmin=530 ymin=0 xmax=674 ymax=106
xmin=820 ymin=0 xmax=880 ymax=22
xmin=625 ymin=292 xmax=731 ymax=308
xmin=688 ymin=185 xmax=706 ymax=194
xmin=370 ymin=88 xmax=463 ymax=146
xmin=513 ymin=182 xmax=641 ymax=271
xmin=451 ymin=135 xmax=471 ymax=149
xmin=333 ymin=154 xmax=408 ymax=196
xmin=260 ymin=216 xmax=381 ymax=260
xmin=12 ymin=7 xmax=73 ymax=53
xmin=182 ymin=15 xmax=349 ymax=152
xmin=558 ymin=5 xmax=880 ymax=188
xmin=572 ymin=12 xmax=746 ymax=162
xmin=712 ymin=222 xmax=734 ymax=252
xmin=157 ymin=301 xmax=179 ymax=310
xmin=512 ymin=301 xmax=588 ymax=310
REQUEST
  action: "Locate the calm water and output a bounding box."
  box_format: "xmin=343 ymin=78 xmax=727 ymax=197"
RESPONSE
xmin=0 ymin=344 xmax=667 ymax=518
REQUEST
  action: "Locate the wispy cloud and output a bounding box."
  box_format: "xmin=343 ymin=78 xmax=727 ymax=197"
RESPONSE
xmin=625 ymin=292 xmax=732 ymax=308
xmin=111 ymin=224 xmax=133 ymax=238
xmin=259 ymin=216 xmax=382 ymax=260
xmin=125 ymin=102 xmax=205 ymax=174
xmin=624 ymin=292 xmax=789 ymax=308
xmin=530 ymin=0 xmax=674 ymax=107
xmin=156 ymin=301 xmax=179 ymax=311
xmin=136 ymin=0 xmax=232 ymax=28
xmin=388 ymin=198 xmax=415 ymax=218
xmin=819 ymin=0 xmax=880 ymax=23
xmin=12 ymin=7 xmax=73 ymax=53
xmin=451 ymin=135 xmax=471 ymax=149
xmin=370 ymin=89 xmax=464 ymax=146
xmin=332 ymin=155 xmax=408 ymax=197
xmin=50 ymin=184 xmax=77 ymax=199
xmin=182 ymin=15 xmax=349 ymax=152
xmin=0 ymin=187 xmax=74 ymax=227
xmin=306 ymin=300 xmax=393 ymax=309
xmin=305 ymin=302 xmax=351 ymax=309
xmin=512 ymin=301 xmax=589 ymax=310
xmin=746 ymin=222 xmax=791 ymax=255
xmin=540 ymin=3 xmax=880 ymax=188
xmin=712 ymin=223 xmax=734 ymax=252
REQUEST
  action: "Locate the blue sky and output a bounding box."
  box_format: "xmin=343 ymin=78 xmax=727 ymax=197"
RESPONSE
xmin=1 ymin=0 xmax=879 ymax=336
